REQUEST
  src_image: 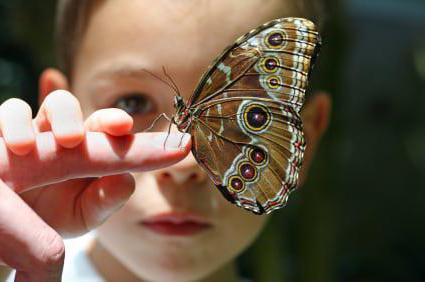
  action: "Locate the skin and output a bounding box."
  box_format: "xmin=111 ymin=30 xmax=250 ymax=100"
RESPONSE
xmin=0 ymin=0 xmax=331 ymax=281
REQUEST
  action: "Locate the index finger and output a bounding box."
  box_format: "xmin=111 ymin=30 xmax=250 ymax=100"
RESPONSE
xmin=0 ymin=131 xmax=192 ymax=193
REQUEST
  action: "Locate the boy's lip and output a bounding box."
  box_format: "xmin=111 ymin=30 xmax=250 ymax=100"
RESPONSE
xmin=140 ymin=212 xmax=213 ymax=236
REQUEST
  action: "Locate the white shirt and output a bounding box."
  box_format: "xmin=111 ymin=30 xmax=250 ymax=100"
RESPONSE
xmin=6 ymin=231 xmax=104 ymax=282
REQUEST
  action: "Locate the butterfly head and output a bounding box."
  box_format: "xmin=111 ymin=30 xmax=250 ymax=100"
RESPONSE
xmin=174 ymin=95 xmax=185 ymax=112
xmin=173 ymin=95 xmax=192 ymax=132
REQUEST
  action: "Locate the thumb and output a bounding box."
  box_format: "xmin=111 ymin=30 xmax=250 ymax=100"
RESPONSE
xmin=78 ymin=173 xmax=135 ymax=231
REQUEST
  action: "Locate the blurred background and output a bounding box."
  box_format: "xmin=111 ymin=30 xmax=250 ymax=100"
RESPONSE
xmin=0 ymin=0 xmax=424 ymax=281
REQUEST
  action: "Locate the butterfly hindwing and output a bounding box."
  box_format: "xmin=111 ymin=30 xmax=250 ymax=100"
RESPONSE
xmin=191 ymin=98 xmax=304 ymax=214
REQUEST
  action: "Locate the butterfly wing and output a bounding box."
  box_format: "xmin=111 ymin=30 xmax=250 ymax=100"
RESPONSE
xmin=189 ymin=17 xmax=321 ymax=112
xmin=191 ymin=99 xmax=304 ymax=214
xmin=188 ymin=18 xmax=321 ymax=214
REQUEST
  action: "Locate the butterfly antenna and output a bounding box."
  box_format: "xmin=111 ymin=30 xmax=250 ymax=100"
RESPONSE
xmin=141 ymin=68 xmax=179 ymax=97
xmin=162 ymin=66 xmax=182 ymax=97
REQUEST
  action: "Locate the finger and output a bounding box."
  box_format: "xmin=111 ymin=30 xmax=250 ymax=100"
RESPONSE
xmin=84 ymin=108 xmax=133 ymax=136
xmin=0 ymin=131 xmax=192 ymax=193
xmin=24 ymin=174 xmax=135 ymax=238
xmin=33 ymin=90 xmax=85 ymax=148
xmin=0 ymin=179 xmax=64 ymax=281
xmin=0 ymin=98 xmax=35 ymax=156
xmin=79 ymin=173 xmax=135 ymax=230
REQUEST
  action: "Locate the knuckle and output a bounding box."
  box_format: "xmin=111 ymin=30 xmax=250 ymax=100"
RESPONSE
xmin=46 ymin=90 xmax=80 ymax=108
xmin=89 ymin=108 xmax=111 ymax=122
xmin=88 ymin=109 xmax=105 ymax=119
xmin=115 ymin=108 xmax=132 ymax=118
xmin=0 ymin=98 xmax=31 ymax=113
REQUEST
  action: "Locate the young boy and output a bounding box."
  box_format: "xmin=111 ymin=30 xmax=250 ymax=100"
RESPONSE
xmin=1 ymin=0 xmax=331 ymax=281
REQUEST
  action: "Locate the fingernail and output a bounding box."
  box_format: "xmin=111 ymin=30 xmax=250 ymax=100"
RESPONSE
xmin=152 ymin=133 xmax=191 ymax=150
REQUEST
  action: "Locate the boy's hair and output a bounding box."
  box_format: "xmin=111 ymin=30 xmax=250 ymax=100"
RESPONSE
xmin=55 ymin=0 xmax=324 ymax=77
xmin=56 ymin=0 xmax=98 ymax=77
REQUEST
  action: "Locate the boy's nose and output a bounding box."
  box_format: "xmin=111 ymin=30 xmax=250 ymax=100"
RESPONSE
xmin=154 ymin=153 xmax=208 ymax=185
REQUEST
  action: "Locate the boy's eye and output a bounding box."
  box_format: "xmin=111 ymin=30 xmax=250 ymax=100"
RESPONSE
xmin=114 ymin=94 xmax=155 ymax=115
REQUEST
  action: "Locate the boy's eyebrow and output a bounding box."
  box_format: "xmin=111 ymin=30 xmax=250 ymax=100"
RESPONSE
xmin=93 ymin=63 xmax=152 ymax=79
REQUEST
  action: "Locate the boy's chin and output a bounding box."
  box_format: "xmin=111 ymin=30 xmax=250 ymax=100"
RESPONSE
xmin=98 ymin=232 xmax=233 ymax=282
xmin=136 ymin=271 xmax=213 ymax=282
xmin=128 ymin=256 xmax=228 ymax=282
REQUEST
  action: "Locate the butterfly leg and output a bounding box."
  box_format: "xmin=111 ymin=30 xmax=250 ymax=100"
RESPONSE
xmin=163 ymin=120 xmax=173 ymax=150
xmin=177 ymin=130 xmax=187 ymax=148
xmin=144 ymin=113 xmax=172 ymax=132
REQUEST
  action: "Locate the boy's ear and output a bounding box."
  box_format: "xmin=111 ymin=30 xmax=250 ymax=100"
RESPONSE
xmin=298 ymin=92 xmax=332 ymax=185
xmin=301 ymin=92 xmax=332 ymax=145
xmin=39 ymin=68 xmax=70 ymax=106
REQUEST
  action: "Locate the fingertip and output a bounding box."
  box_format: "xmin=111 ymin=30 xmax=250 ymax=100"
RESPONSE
xmin=180 ymin=133 xmax=192 ymax=153
xmin=55 ymin=127 xmax=86 ymax=148
xmin=139 ymin=133 xmax=192 ymax=170
xmin=152 ymin=132 xmax=192 ymax=151
xmin=173 ymin=134 xmax=192 ymax=160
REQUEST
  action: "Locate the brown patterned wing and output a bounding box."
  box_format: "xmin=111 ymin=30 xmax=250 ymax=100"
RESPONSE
xmin=187 ymin=18 xmax=321 ymax=214
xmin=188 ymin=17 xmax=321 ymax=113
xmin=191 ymin=98 xmax=304 ymax=214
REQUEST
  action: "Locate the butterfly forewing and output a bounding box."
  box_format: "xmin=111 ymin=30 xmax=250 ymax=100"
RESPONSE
xmin=190 ymin=18 xmax=320 ymax=111
xmin=186 ymin=18 xmax=321 ymax=214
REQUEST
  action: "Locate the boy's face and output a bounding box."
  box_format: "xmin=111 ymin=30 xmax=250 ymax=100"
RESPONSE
xmin=60 ymin=0 xmax=325 ymax=281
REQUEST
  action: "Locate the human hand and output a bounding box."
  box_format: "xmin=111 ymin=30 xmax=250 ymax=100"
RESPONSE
xmin=0 ymin=90 xmax=190 ymax=281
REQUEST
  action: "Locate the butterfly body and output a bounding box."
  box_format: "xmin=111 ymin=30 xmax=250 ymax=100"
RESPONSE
xmin=172 ymin=18 xmax=321 ymax=215
xmin=173 ymin=96 xmax=193 ymax=132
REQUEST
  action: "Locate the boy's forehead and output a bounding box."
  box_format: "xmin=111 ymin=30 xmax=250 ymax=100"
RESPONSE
xmin=75 ymin=0 xmax=288 ymax=85
xmin=89 ymin=0 xmax=288 ymax=35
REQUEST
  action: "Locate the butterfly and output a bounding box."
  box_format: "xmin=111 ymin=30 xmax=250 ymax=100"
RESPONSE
xmin=170 ymin=17 xmax=321 ymax=215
